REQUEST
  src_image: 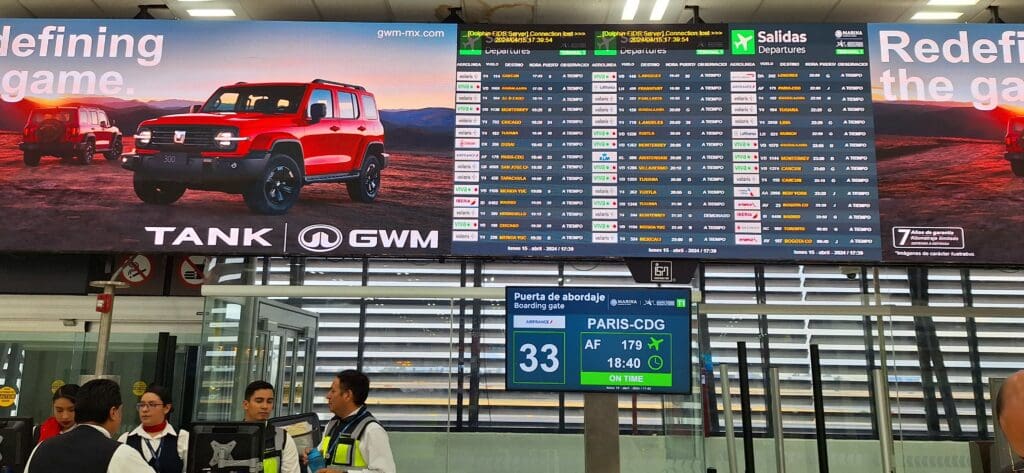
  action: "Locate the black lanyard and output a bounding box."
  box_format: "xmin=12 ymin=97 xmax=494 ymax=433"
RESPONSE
xmin=327 ymin=413 xmax=361 ymax=459
xmin=144 ymin=436 xmax=164 ymax=465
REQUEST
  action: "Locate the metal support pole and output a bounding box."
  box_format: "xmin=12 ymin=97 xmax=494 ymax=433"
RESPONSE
xmin=873 ymin=267 xmax=889 ymax=391
xmin=810 ymin=345 xmax=830 ymax=473
xmin=873 ymin=368 xmax=895 ymax=473
xmin=770 ymin=367 xmax=786 ymax=473
xmin=90 ymin=280 xmax=127 ymax=376
xmin=720 ymin=364 xmax=739 ymax=473
xmin=738 ymin=342 xmax=755 ymax=473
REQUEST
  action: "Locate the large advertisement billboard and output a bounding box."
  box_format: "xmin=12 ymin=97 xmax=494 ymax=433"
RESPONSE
xmin=870 ymin=24 xmax=1024 ymax=264
xmin=0 ymin=20 xmax=455 ymax=255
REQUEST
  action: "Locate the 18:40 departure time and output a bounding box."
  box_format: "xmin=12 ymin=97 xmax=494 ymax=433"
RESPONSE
xmin=608 ymin=357 xmax=642 ymax=369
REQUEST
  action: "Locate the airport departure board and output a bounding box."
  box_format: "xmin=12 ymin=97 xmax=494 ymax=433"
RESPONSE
xmin=506 ymin=286 xmax=692 ymax=394
xmin=450 ymin=24 xmax=881 ymax=261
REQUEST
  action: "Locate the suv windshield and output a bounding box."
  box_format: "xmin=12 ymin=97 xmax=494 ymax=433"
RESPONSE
xmin=201 ymin=85 xmax=306 ymax=114
xmin=29 ymin=110 xmax=74 ymax=124
xmin=1011 ymin=118 xmax=1024 ymax=133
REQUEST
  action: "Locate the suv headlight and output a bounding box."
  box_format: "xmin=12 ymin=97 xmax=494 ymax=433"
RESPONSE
xmin=215 ymin=130 xmax=248 ymax=149
xmin=135 ymin=129 xmax=152 ymax=145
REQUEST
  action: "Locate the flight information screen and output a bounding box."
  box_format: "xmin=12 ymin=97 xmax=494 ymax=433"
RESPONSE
xmin=450 ymin=24 xmax=881 ymax=261
xmin=505 ymin=286 xmax=692 ymax=394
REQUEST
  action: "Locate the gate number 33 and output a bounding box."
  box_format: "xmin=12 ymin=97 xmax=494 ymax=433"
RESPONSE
xmin=519 ymin=343 xmax=560 ymax=373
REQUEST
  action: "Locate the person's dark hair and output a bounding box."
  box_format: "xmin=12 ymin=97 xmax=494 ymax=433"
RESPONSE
xmin=144 ymin=384 xmax=173 ymax=413
xmin=244 ymin=380 xmax=275 ymax=401
xmin=75 ymin=379 xmax=122 ymax=424
xmin=336 ymin=370 xmax=369 ymax=406
xmin=52 ymin=383 xmax=80 ymax=403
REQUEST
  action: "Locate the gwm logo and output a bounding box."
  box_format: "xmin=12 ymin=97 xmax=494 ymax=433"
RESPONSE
xmin=297 ymin=224 xmax=343 ymax=252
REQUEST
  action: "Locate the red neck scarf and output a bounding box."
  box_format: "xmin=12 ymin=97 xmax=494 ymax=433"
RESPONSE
xmin=143 ymin=421 xmax=167 ymax=434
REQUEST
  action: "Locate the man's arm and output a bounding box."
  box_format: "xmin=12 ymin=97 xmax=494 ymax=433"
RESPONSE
xmin=350 ymin=423 xmax=396 ymax=473
xmin=281 ymin=433 xmax=302 ymax=473
xmin=109 ymin=444 xmax=157 ymax=473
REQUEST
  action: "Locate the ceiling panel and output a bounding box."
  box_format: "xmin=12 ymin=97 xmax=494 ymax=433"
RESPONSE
xmin=460 ymin=0 xmax=538 ymax=24
xmin=313 ymin=0 xmax=396 ymax=22
xmin=239 ymin=0 xmax=320 ymax=21
xmin=384 ymin=0 xmax=461 ymax=22
xmin=6 ymin=0 xmax=1022 ymax=23
xmin=826 ymin=0 xmax=918 ymax=23
xmin=534 ymin=0 xmax=611 ymax=24
xmin=679 ymin=0 xmax=763 ymax=24
xmin=747 ymin=0 xmax=841 ymax=23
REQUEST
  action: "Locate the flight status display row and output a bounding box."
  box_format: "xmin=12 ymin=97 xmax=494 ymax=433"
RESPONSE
xmin=449 ymin=24 xmax=882 ymax=261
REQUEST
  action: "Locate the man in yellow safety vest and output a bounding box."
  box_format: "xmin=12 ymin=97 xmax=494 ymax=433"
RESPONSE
xmin=242 ymin=380 xmax=301 ymax=473
xmin=315 ymin=370 xmax=395 ymax=473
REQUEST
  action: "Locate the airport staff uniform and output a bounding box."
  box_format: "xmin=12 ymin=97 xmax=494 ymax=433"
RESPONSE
xmin=319 ymin=406 xmax=396 ymax=473
xmin=261 ymin=423 xmax=301 ymax=473
xmin=118 ymin=423 xmax=189 ymax=473
xmin=25 ymin=424 xmax=156 ymax=473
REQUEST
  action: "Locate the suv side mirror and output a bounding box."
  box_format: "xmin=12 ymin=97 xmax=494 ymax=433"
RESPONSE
xmin=309 ymin=103 xmax=327 ymax=124
xmin=189 ymin=104 xmax=202 ymax=114
xmin=100 ymin=121 xmax=108 ymax=128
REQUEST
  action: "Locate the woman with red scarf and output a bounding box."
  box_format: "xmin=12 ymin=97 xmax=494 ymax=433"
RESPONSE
xmin=117 ymin=385 xmax=188 ymax=473
xmin=34 ymin=383 xmax=79 ymax=443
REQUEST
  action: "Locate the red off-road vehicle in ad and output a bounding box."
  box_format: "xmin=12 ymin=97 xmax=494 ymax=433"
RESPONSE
xmin=121 ymin=79 xmax=388 ymax=215
xmin=1007 ymin=117 xmax=1024 ymax=176
xmin=19 ymin=106 xmax=123 ymax=166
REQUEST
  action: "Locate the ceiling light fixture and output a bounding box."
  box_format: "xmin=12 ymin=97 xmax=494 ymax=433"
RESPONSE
xmin=187 ymin=8 xmax=236 ymax=17
xmin=621 ymin=0 xmax=640 ymax=21
xmin=926 ymin=0 xmax=978 ymax=5
xmin=133 ymin=4 xmax=169 ymax=19
xmin=988 ymin=5 xmax=1005 ymax=23
xmin=650 ymin=0 xmax=670 ymax=21
xmin=684 ymin=5 xmax=704 ymax=24
xmin=910 ymin=11 xmax=963 ymax=20
xmin=443 ymin=7 xmax=465 ymax=24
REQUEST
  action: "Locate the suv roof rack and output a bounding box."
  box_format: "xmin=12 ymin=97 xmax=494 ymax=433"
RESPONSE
xmin=313 ymin=79 xmax=365 ymax=91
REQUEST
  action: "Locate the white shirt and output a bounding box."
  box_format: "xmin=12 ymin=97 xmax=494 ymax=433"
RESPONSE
xmin=117 ymin=423 xmax=189 ymax=473
xmin=338 ymin=407 xmax=396 ymax=473
xmin=25 ymin=424 xmax=156 ymax=473
xmin=279 ymin=428 xmax=302 ymax=473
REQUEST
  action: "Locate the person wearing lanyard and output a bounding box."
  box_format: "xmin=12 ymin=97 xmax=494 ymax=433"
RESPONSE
xmin=25 ymin=378 xmax=155 ymax=473
xmin=118 ymin=385 xmax=188 ymax=473
xmin=34 ymin=383 xmax=80 ymax=444
xmin=242 ymin=380 xmax=301 ymax=473
xmin=999 ymin=371 xmax=1024 ymax=472
xmin=316 ymin=370 xmax=395 ymax=473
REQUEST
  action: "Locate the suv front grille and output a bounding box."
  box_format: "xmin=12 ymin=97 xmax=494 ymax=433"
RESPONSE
xmin=148 ymin=126 xmax=221 ymax=149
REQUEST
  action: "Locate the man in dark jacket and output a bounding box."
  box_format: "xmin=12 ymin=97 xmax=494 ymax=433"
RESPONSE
xmin=25 ymin=378 xmax=155 ymax=473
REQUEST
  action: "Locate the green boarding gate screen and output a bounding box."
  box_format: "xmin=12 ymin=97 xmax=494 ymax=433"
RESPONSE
xmin=505 ymin=286 xmax=692 ymax=394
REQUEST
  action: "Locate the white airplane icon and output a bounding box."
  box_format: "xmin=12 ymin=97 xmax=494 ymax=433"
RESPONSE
xmin=734 ymin=33 xmax=753 ymax=50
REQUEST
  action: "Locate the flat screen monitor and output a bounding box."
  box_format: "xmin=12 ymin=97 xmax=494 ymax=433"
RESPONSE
xmin=0 ymin=417 xmax=34 ymax=473
xmin=505 ymin=286 xmax=693 ymax=395
xmin=186 ymin=422 xmax=264 ymax=473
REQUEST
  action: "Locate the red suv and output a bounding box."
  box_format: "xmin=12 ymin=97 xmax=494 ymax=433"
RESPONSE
xmin=121 ymin=79 xmax=387 ymax=214
xmin=1007 ymin=117 xmax=1024 ymax=176
xmin=19 ymin=106 xmax=123 ymax=166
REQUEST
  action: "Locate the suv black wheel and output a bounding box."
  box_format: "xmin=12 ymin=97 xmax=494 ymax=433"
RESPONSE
xmin=1012 ymin=161 xmax=1024 ymax=177
xmin=243 ymin=154 xmax=302 ymax=215
xmin=104 ymin=136 xmax=123 ymax=161
xmin=347 ymin=154 xmax=381 ymax=203
xmin=134 ymin=174 xmax=186 ymax=205
xmin=78 ymin=140 xmax=95 ymax=165
xmin=23 ymin=153 xmax=41 ymax=167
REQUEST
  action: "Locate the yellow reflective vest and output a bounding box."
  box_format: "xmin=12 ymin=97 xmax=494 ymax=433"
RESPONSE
xmin=318 ymin=410 xmax=378 ymax=470
xmin=261 ymin=426 xmax=287 ymax=473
